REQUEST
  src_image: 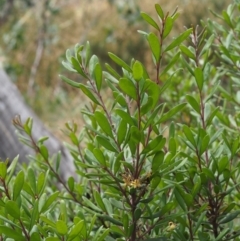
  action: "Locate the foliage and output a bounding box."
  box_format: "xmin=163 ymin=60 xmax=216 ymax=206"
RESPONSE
xmin=0 ymin=0 xmax=231 ymax=129
xmin=0 ymin=1 xmax=240 ymax=240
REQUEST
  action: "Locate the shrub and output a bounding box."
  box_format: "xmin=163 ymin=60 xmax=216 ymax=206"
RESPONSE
xmin=1 ymin=1 xmax=240 ymax=240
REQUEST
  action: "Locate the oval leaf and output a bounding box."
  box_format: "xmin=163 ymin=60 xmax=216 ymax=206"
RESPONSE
xmin=94 ymin=63 xmax=102 ymax=91
xmin=164 ymin=28 xmax=192 ymax=52
xmin=132 ymin=61 xmax=143 ymax=81
xmin=119 ymin=78 xmax=137 ymax=100
xmin=95 ymin=111 xmax=113 ymax=137
xmin=108 ymin=52 xmax=132 ymax=72
xmin=141 ymin=12 xmax=160 ymax=30
xmin=148 ymin=33 xmax=161 ymax=63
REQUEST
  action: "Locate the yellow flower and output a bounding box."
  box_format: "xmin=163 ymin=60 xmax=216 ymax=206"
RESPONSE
xmin=122 ymin=173 xmax=132 ymax=187
xmin=130 ymin=179 xmax=141 ymax=188
xmin=166 ymin=222 xmax=176 ymax=232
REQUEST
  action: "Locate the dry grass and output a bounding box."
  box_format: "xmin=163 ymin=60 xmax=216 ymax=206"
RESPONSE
xmin=0 ymin=0 xmax=232 ymax=140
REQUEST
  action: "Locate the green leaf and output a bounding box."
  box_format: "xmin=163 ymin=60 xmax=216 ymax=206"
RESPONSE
xmin=109 ymin=198 xmax=124 ymax=210
xmin=186 ymin=94 xmax=200 ymax=114
xmin=83 ymin=196 xmax=103 ymax=212
xmin=40 ymin=215 xmax=56 ymax=228
xmin=110 ymin=225 xmax=125 ymax=236
xmin=30 ymin=201 xmax=39 ymax=230
xmin=203 ymin=62 xmax=211 ymax=81
xmin=114 ymin=152 xmax=123 ymax=175
xmin=105 ymin=63 xmax=121 ymax=79
xmin=94 ymin=63 xmax=102 ymax=91
xmin=0 ymin=162 xmax=7 ymax=179
xmin=59 ymin=75 xmax=81 ymax=88
xmin=169 ymin=122 xmax=175 ymax=138
xmin=119 ymin=78 xmax=137 ymax=100
xmin=95 ymin=111 xmax=113 ymax=137
xmin=206 ymin=107 xmax=219 ymax=126
xmin=158 ymin=103 xmax=186 ymax=123
xmin=103 ymin=198 xmax=113 ymax=215
xmin=30 ymin=232 xmax=41 ymax=241
xmin=132 ymin=61 xmax=143 ymax=81
xmin=96 ymin=136 xmax=118 ymax=153
xmin=144 ymin=103 xmax=164 ymax=130
xmin=141 ymin=97 xmax=154 ymax=115
xmin=60 ymin=200 xmax=67 ymax=223
xmin=39 ymin=145 xmax=49 ymax=160
xmin=114 ymin=92 xmax=128 ymax=107
xmin=174 ymin=189 xmax=187 ymax=211
xmin=160 ymin=52 xmax=180 ymax=77
xmin=68 ymin=220 xmax=84 ymax=239
xmin=41 ymin=191 xmax=59 ymax=212
xmin=108 ymin=52 xmax=132 ymax=72
xmin=94 ymin=190 xmax=107 ymax=212
xmin=155 ymin=4 xmax=164 ymax=19
xmin=130 ymin=126 xmax=141 ymax=144
xmin=180 ymin=44 xmax=195 ymax=59
xmin=141 ymin=12 xmax=160 ymax=30
xmin=37 ymin=136 xmax=49 ymax=145
xmin=89 ymin=55 xmax=99 ymax=78
xmin=23 ymin=182 xmax=34 ymax=196
xmin=66 ymin=48 xmax=73 ymax=62
xmin=115 ymin=109 xmax=136 ymax=126
xmin=85 ymin=41 xmax=91 ymax=67
xmin=69 ymin=132 xmax=78 ymax=145
xmin=56 ymin=220 xmax=68 ymax=235
xmin=202 ymin=168 xmax=215 ymax=181
xmin=193 ymin=211 xmax=206 ymax=234
xmin=143 ymin=79 xmax=161 ymax=108
xmin=218 ymin=156 xmax=229 ymax=174
xmin=0 ymin=226 xmax=25 ymax=241
xmin=160 ymin=202 xmax=176 ymax=215
xmin=75 ymin=44 xmax=84 ymax=63
xmin=176 ymin=186 xmax=193 ymax=207
xmin=181 ymin=55 xmax=194 ymax=76
xmin=117 ymin=119 xmax=128 ymax=144
xmin=97 ymin=229 xmax=110 ymax=241
xmin=68 ymin=176 xmax=75 ymax=192
xmin=200 ymin=134 xmax=210 ymax=155
xmin=152 ymin=151 xmax=164 ymax=171
xmin=143 ymin=238 xmax=167 ymax=241
xmin=215 ymin=228 xmax=230 ymax=241
xmin=134 ymin=208 xmax=142 ymax=220
xmin=13 ymin=170 xmax=24 ymax=201
xmin=168 ymin=137 xmax=176 ymax=155
xmin=142 ymin=135 xmax=163 ymax=154
xmin=122 ymin=215 xmax=129 ymax=235
xmin=27 ymin=168 xmax=36 ymax=193
xmin=45 ymin=238 xmax=61 ymax=241
xmin=62 ymin=60 xmax=76 ymax=72
xmin=79 ymin=84 xmax=100 ymax=105
xmin=93 ymin=148 xmax=106 ymax=166
xmin=194 ymin=67 xmax=204 ymax=91
xmin=37 ymin=171 xmax=48 ymax=195
xmin=150 ymin=176 xmax=161 ymax=190
xmin=6 ymin=155 xmax=19 ymax=184
xmin=5 ymin=200 xmax=20 ymax=219
xmin=191 ymin=176 xmax=201 ymax=198
xmin=148 ymin=33 xmax=161 ymax=63
xmin=222 ymin=10 xmax=233 ymax=28
xmin=71 ymin=57 xmax=88 ymax=78
xmin=23 ymin=117 xmax=32 ymax=135
xmin=164 ymin=28 xmax=192 ymax=52
xmin=163 ymin=17 xmax=173 ymax=39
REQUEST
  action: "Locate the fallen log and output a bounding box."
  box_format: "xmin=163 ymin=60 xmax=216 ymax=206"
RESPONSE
xmin=0 ymin=69 xmax=75 ymax=180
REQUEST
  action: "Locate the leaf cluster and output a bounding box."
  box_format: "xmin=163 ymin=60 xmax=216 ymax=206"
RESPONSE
xmin=1 ymin=1 xmax=240 ymax=241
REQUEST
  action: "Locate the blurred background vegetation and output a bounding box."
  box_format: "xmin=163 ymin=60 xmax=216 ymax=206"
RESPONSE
xmin=0 ymin=0 xmax=231 ymax=139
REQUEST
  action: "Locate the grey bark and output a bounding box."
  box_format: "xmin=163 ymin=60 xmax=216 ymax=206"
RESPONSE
xmin=0 ymin=69 xmax=75 ymax=180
